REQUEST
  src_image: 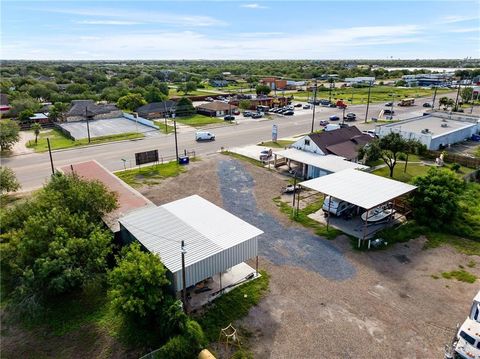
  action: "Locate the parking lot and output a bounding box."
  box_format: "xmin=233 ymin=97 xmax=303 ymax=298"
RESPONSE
xmin=58 ymin=117 xmax=156 ymax=140
xmin=139 ymin=154 xmax=479 ymax=359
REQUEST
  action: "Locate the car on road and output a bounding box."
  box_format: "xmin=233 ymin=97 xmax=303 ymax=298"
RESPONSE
xmin=385 ymin=102 xmax=393 ymax=106
xmin=283 ymin=110 xmax=294 ymax=116
xmin=345 ymin=113 xmax=356 ymax=121
xmin=303 ymin=104 xmax=311 ymax=109
xmin=329 ymin=115 xmax=340 ymax=121
xmin=319 ymin=120 xmax=329 ymax=126
xmin=423 ymin=102 xmax=432 ymax=107
xmin=294 ymin=103 xmax=302 ymax=108
xmin=205 ymin=97 xmax=214 ymax=102
xmin=383 ymin=109 xmax=395 ymax=115
xmin=243 ymin=111 xmax=253 ymax=117
xmin=195 ymin=131 xmax=215 ymax=141
xmin=252 ymin=113 xmax=263 ymax=119
xmin=224 ymin=115 xmax=235 ymax=121
xmin=362 ymin=130 xmax=376 ymax=138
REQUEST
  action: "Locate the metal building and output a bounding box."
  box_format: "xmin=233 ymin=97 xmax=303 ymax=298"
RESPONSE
xmin=118 ymin=195 xmax=263 ymax=292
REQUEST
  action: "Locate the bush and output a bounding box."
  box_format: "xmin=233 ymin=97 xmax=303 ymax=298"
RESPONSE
xmin=451 ymin=163 xmax=461 ymax=173
xmin=154 ymin=319 xmax=206 ymax=359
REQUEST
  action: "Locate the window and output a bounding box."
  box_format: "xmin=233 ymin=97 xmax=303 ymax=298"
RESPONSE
xmin=460 ymin=331 xmax=476 ymax=346
xmin=305 ymin=139 xmax=310 ymax=146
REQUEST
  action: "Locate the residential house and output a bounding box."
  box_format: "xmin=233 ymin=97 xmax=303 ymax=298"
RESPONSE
xmin=136 ymin=100 xmax=176 ymax=119
xmin=196 ymin=101 xmax=237 ymax=117
xmin=0 ymin=93 xmax=10 ymax=114
xmin=66 ymin=100 xmax=122 ymax=122
xmin=260 ymin=77 xmax=287 ymax=90
xmin=291 ymin=126 xmax=374 ymax=161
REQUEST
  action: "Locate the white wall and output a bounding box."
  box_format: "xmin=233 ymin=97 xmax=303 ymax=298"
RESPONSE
xmin=291 ymin=135 xmax=325 ymax=155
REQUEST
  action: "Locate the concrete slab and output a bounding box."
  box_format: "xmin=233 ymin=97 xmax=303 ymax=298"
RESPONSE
xmin=228 ymin=145 xmax=271 ymax=161
xmin=58 ymin=117 xmax=154 ymax=140
xmin=187 ymin=262 xmax=259 ymax=309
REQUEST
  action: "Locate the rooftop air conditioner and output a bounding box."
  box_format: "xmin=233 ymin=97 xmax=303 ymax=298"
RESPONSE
xmin=441 ymin=123 xmax=448 ymax=128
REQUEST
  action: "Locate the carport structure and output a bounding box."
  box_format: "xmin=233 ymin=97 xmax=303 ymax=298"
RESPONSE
xmin=299 ymin=169 xmax=416 ymax=248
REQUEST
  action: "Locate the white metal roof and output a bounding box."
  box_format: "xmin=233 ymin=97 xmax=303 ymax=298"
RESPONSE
xmin=300 ymin=168 xmax=416 ymax=210
xmin=118 ymin=195 xmax=263 ymax=273
xmin=274 ymin=148 xmax=369 ymax=173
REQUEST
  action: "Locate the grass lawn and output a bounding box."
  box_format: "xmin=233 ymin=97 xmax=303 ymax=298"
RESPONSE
xmin=372 ymin=162 xmax=472 ymax=183
xmin=168 ymin=88 xmax=219 ymax=97
xmin=26 ymin=129 xmax=144 ymax=152
xmin=174 ymin=114 xmax=226 ymax=127
xmin=115 ymin=161 xmax=186 ymax=188
xmin=153 ymin=120 xmax=175 ymax=134
xmin=258 ymin=140 xmax=294 ymax=148
xmin=273 ymin=197 xmax=342 ymax=240
xmin=441 ymin=269 xmax=477 ymax=283
xmin=293 ymin=86 xmax=452 ymax=104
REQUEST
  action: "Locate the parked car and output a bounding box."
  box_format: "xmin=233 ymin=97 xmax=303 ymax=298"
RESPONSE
xmin=252 ymin=113 xmax=263 ymax=119
xmin=195 ymin=131 xmax=215 ymax=141
xmin=224 ymin=115 xmax=235 ymax=121
xmin=324 ymin=124 xmax=341 ymax=131
xmin=345 ymin=112 xmax=356 ymax=121
xmin=303 ymin=104 xmax=311 ymax=109
xmin=383 ymin=109 xmax=395 ymax=115
xmin=329 ymin=115 xmax=340 ymax=121
xmin=259 ymin=149 xmax=272 ymax=161
xmin=362 ymin=130 xmax=376 ymax=138
xmin=329 ymin=103 xmax=336 ymax=108
xmin=294 ymin=103 xmax=302 ymax=108
xmin=232 ymin=109 xmax=240 ymax=115
xmin=319 ymin=120 xmax=329 ymax=126
xmin=385 ymin=102 xmax=393 ymax=106
xmin=322 ymin=196 xmax=356 ymax=216
xmin=320 ymin=99 xmax=331 ymax=106
xmin=423 ymin=102 xmax=432 ymax=107
xmin=339 ymin=123 xmax=349 ymax=129
xmin=283 ymin=110 xmax=294 ymax=116
xmin=205 ymin=97 xmax=214 ymax=102
xmin=243 ymin=111 xmax=253 ymax=117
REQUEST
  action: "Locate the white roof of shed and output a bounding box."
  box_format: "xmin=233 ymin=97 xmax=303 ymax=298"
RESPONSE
xmin=300 ymin=168 xmax=416 ymax=210
xmin=118 ymin=195 xmax=263 ymax=273
xmin=275 ymin=148 xmax=369 ymax=173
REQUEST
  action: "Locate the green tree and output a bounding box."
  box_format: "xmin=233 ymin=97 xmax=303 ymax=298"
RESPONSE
xmin=48 ymin=102 xmax=68 ymax=122
xmin=255 ymin=84 xmax=271 ymax=95
xmin=117 ymin=93 xmax=147 ymax=112
xmin=31 ymin=122 xmax=42 ymax=144
xmin=28 ymin=84 xmax=52 ymax=100
xmin=18 ymin=109 xmax=34 ymax=122
xmin=460 ymin=87 xmax=473 ymax=104
xmin=158 ymin=82 xmax=170 ymax=96
xmin=0 ymin=120 xmax=20 ymax=151
xmin=412 ymin=168 xmax=465 ymax=229
xmin=175 ymin=97 xmax=195 ymax=117
xmin=362 ymin=133 xmax=410 ymax=177
xmin=145 ymin=85 xmax=167 ymax=103
xmin=65 ymin=83 xmax=89 ymax=95
xmin=108 ymin=242 xmax=170 ymax=318
xmin=178 ymin=81 xmax=197 ymax=95
xmin=239 ymin=99 xmax=252 ymax=110
xmin=9 ymin=97 xmax=40 ymax=116
xmin=395 ymin=80 xmax=407 ymax=87
xmin=439 ymin=96 xmax=455 ymax=109
xmin=0 ymin=166 xmax=21 ymax=195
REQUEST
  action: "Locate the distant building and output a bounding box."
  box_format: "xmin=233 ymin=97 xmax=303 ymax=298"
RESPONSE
xmin=66 ymin=100 xmax=122 ymax=122
xmin=402 ymin=73 xmax=453 ymax=87
xmin=230 ymin=96 xmax=290 ymax=110
xmin=210 ymin=80 xmax=228 ymax=87
xmin=344 ymin=77 xmax=375 ymax=85
xmin=136 ymin=100 xmax=177 ymax=119
xmin=260 ymin=77 xmax=287 ymax=90
xmin=376 ymin=112 xmax=480 ymax=150
xmin=196 ymin=101 xmax=237 ymax=117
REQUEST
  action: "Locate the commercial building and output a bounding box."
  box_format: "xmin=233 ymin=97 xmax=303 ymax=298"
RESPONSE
xmin=376 ymin=112 xmax=480 ymax=150
xmin=196 ymin=101 xmax=237 ymax=117
xmin=344 ymin=77 xmax=375 ymax=85
xmin=66 ymin=100 xmax=122 ymax=122
xmin=136 ymin=100 xmax=177 ymax=119
xmin=260 ymin=77 xmax=287 ymax=90
xmin=402 ymin=73 xmax=453 ymax=87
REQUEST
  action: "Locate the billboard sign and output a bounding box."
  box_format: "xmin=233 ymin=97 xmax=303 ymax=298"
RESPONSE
xmin=135 ymin=149 xmax=159 ymax=166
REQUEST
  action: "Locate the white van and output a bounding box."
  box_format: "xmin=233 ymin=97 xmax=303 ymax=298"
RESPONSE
xmin=322 ymin=196 xmax=355 ymax=216
xmin=195 ymin=131 xmax=215 ymax=141
xmin=324 ymin=124 xmax=341 ymax=132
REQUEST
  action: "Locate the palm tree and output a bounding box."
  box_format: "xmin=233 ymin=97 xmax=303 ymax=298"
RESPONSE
xmin=31 ymin=122 xmax=42 ymax=144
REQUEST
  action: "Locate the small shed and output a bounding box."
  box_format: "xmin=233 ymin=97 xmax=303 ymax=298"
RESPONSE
xmin=119 ymin=195 xmax=263 ymax=292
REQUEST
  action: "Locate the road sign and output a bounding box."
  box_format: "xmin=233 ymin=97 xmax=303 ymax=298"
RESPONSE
xmin=135 ymin=149 xmax=159 ymax=166
xmin=272 ymin=124 xmax=278 ymax=142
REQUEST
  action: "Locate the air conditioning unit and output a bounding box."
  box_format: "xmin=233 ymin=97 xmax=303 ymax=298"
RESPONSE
xmin=441 ymin=123 xmax=448 ymax=128
xmin=421 ymin=128 xmax=430 ymax=134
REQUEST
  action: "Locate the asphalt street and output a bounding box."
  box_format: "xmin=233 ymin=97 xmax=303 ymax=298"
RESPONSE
xmin=1 ymin=93 xmax=454 ymax=191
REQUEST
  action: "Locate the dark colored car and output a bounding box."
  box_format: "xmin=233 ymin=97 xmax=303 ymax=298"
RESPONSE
xmin=383 ymin=109 xmax=395 ymax=115
xmin=303 ymin=104 xmax=311 ymax=109
xmin=385 ymin=102 xmax=393 ymax=106
xmin=423 ymin=102 xmax=432 ymax=107
xmin=283 ymin=110 xmax=294 ymax=116
xmin=339 ymin=123 xmax=349 ymax=128
xmin=294 ymin=103 xmax=302 ymax=107
xmin=329 ymin=115 xmax=340 ymax=121
xmin=329 ymin=103 xmax=336 ymax=108
xmin=243 ymin=111 xmax=252 ymax=117
xmin=345 ymin=113 xmax=356 ymax=121
xmin=224 ymin=115 xmax=235 ymax=121
xmin=252 ymin=113 xmax=263 ymax=119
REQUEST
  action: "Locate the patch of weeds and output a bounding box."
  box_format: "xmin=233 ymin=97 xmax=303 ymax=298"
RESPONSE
xmin=221 ymin=151 xmax=264 ymax=168
xmin=441 ymin=269 xmax=477 ymax=283
xmin=467 ymin=260 xmax=476 ymax=268
xmin=431 ymin=274 xmax=440 ymax=279
xmin=115 ymin=161 xmax=187 ymax=188
xmin=459 ymin=264 xmax=465 ymax=269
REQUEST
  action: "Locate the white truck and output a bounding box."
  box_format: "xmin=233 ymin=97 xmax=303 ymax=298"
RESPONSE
xmin=195 ymin=131 xmax=215 ymax=141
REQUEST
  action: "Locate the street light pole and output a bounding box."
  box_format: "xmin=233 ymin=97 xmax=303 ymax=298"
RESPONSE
xmin=173 ymin=114 xmax=179 ymax=162
xmin=85 ymin=106 xmax=91 ymax=143
xmin=431 ymin=86 xmax=438 ymax=109
xmin=310 ymin=79 xmax=318 ymax=133
xmin=364 ymin=81 xmax=373 ymax=123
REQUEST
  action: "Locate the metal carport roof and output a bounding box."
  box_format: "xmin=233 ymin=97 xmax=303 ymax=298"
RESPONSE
xmin=299 ymin=168 xmax=416 ymax=210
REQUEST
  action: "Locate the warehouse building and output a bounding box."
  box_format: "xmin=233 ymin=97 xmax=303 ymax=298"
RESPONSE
xmin=376 ymin=112 xmax=480 ymax=150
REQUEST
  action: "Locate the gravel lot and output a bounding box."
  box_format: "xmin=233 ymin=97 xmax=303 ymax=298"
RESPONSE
xmin=140 ymin=154 xmax=480 ymax=359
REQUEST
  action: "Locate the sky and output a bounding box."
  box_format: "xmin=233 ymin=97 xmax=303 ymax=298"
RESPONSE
xmin=1 ymin=0 xmax=479 ymax=60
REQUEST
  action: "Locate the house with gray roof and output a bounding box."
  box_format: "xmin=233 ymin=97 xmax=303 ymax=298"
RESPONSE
xmin=136 ymin=100 xmax=176 ymax=119
xmin=66 ymin=100 xmax=122 ymax=122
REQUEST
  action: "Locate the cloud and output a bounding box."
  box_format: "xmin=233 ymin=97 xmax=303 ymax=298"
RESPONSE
xmin=75 ymin=20 xmax=142 ymax=25
xmin=241 ymin=3 xmax=268 ymax=9
xmin=440 ymin=15 xmax=479 ymax=23
xmin=449 ymin=27 xmax=479 ymax=33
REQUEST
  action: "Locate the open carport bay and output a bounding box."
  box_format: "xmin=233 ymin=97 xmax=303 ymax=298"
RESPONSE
xmin=58 ymin=117 xmax=155 ymax=140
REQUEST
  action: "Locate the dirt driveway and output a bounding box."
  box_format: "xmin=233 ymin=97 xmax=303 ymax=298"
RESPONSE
xmin=140 ymin=154 xmax=479 ymax=359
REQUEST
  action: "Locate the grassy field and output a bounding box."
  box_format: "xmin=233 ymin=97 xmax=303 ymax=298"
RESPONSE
xmin=174 ymin=114 xmax=226 ymax=127
xmin=372 ymin=162 xmax=472 ymax=183
xmin=153 ymin=120 xmax=175 ymax=134
xmin=441 ymin=268 xmax=477 ymax=283
xmin=258 ymin=140 xmax=294 ymax=148
xmin=26 ymin=129 xmax=144 ymax=152
xmin=293 ymin=86 xmax=452 ymax=104
xmin=168 ymin=88 xmax=219 ymax=97
xmin=115 ymin=161 xmax=186 ymax=187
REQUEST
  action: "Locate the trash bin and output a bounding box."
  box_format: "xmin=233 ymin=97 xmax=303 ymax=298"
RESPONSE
xmin=178 ymin=156 xmax=189 ymax=165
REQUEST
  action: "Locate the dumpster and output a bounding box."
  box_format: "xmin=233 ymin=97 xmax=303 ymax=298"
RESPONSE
xmin=178 ymin=156 xmax=190 ymax=165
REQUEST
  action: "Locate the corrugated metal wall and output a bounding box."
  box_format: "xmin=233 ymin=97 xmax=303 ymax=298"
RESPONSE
xmin=172 ymin=237 xmax=258 ymax=292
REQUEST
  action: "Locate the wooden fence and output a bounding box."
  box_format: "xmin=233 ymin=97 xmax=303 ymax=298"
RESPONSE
xmin=425 ymin=150 xmax=480 ymax=169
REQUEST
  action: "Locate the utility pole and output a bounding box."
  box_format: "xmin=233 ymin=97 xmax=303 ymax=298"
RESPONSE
xmin=364 ymin=80 xmax=372 ymax=123
xmin=47 ymin=138 xmax=54 ymax=175
xmin=310 ymin=79 xmax=318 ymax=133
xmin=174 ymin=118 xmax=179 ymax=162
xmin=431 ymin=86 xmax=438 ymax=109
xmin=181 ymin=240 xmax=187 ymax=312
xmin=454 ymin=80 xmax=462 ymax=110
xmin=85 ymin=106 xmax=91 ymax=143
xmin=163 ymin=101 xmax=169 ymax=133
xmin=328 ymin=79 xmax=334 ymax=103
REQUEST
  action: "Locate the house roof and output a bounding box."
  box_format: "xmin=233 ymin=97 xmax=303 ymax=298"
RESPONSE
xmin=136 ymin=100 xmax=176 ymax=114
xmin=119 ymin=195 xmax=263 ymax=274
xmin=274 ymin=148 xmax=368 ymax=173
xmin=67 ymin=100 xmax=119 ymax=117
xmin=196 ymin=101 xmax=237 ymax=112
xmin=308 ymin=127 xmax=374 ymax=159
xmin=300 ymin=169 xmax=416 ymax=210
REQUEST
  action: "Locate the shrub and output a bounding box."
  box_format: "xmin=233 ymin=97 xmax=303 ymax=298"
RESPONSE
xmin=451 ymin=163 xmax=461 ymax=173
xmin=154 ymin=319 xmax=206 ymax=359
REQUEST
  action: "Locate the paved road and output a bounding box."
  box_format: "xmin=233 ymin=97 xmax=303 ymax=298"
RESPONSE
xmin=1 ymin=94 xmax=453 ymax=191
